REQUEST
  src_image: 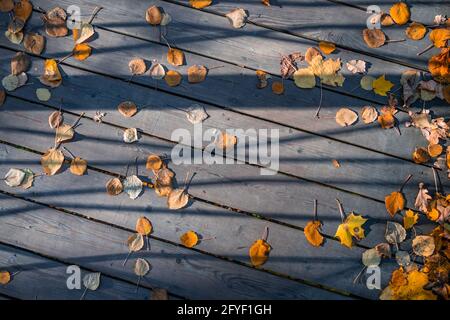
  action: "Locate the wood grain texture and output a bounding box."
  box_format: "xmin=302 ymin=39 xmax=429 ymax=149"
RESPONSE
xmin=0 ymin=192 xmax=350 ymax=300
xmin=0 ymin=243 xmax=154 ymax=300
xmin=0 ymin=97 xmax=438 ymax=247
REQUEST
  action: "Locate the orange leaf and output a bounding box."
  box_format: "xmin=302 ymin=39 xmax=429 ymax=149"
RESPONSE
xmin=146 ymin=154 xmax=163 ymax=171
xmin=0 ymin=271 xmax=11 ymax=285
xmin=304 ymin=220 xmax=324 ymax=247
xmin=318 ymin=41 xmax=335 ymax=55
xmin=427 ymin=143 xmax=443 ymax=157
xmin=389 ymin=2 xmax=410 ymax=25
xmin=180 ymin=230 xmax=198 ymax=248
xmin=428 ymin=48 xmax=449 ymax=82
xmin=412 ymin=147 xmax=430 ymax=164
xmin=271 ymin=81 xmax=284 ymax=95
xmin=136 ymin=216 xmax=152 ymax=235
xmin=405 ymin=22 xmax=427 ymax=40
xmin=429 ymin=28 xmax=450 ymax=48
xmin=385 ymin=191 xmax=405 ymax=217
xmin=261 ymin=0 xmax=270 ymax=6
xmin=164 ymin=70 xmax=182 ymax=87
xmin=167 ymin=48 xmax=184 ymax=66
xmin=117 ymin=101 xmax=137 ymax=118
xmin=187 ymin=65 xmax=207 ymax=83
xmin=70 ymin=157 xmax=87 ymax=176
xmin=14 ymin=0 xmax=32 ymax=22
xmin=189 ymin=0 xmax=212 ymax=9
xmin=73 ymin=43 xmax=92 ymax=61
xmin=249 ymin=239 xmax=271 ymax=267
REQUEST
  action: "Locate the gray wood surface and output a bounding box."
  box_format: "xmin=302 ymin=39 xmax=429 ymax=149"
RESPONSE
xmin=0 ymin=243 xmax=154 ymax=300
xmin=0 ymin=97 xmax=438 ymax=247
xmin=0 ymin=192 xmax=350 ymax=300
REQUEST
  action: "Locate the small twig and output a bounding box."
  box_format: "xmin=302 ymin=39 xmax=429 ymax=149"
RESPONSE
xmin=122 ymin=251 xmax=132 ymax=266
xmin=313 ymin=199 xmax=318 ymax=222
xmin=136 ymin=275 xmax=141 ymax=293
xmin=53 ymin=116 xmax=61 ymax=149
xmin=80 ymin=287 xmax=88 ymax=300
xmin=207 ymin=65 xmax=225 ymax=71
xmin=58 ymin=51 xmax=74 ymax=64
xmin=314 ymin=81 xmax=323 ymax=119
xmin=184 ymin=171 xmax=196 ymax=190
xmin=161 ymin=34 xmax=171 ymax=50
xmin=261 ymin=226 xmax=269 ymax=242
xmin=62 ymin=146 xmax=75 ymax=159
xmin=385 ymin=39 xmax=406 ymax=43
xmin=201 ymin=236 xmax=216 ymax=241
xmin=61 ymin=112 xmax=85 ymax=136
xmin=399 ymin=174 xmax=413 ymax=192
xmin=336 ymin=199 xmax=345 ymax=222
xmin=417 ymin=44 xmax=434 ymax=56
xmin=353 ymin=266 xmax=367 ymax=284
xmin=432 ymin=167 xmax=439 ymax=195
xmin=88 ymin=6 xmax=103 ymax=24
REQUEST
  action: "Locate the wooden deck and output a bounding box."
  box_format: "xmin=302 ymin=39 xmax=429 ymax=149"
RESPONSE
xmin=0 ymin=0 xmax=448 ymax=300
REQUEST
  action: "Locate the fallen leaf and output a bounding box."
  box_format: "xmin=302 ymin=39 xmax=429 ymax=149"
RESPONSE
xmin=136 ymin=216 xmax=152 ymax=235
xmin=310 ymin=55 xmax=345 ymax=87
xmin=381 ymin=13 xmax=395 ymax=26
xmin=154 ymin=168 xmax=174 ymax=197
xmin=23 ymin=32 xmax=45 ymax=55
xmin=39 ymin=59 xmax=62 ymax=88
xmin=134 ymin=258 xmax=150 ymax=276
xmin=225 ymin=8 xmax=247 ymax=29
xmin=332 ymin=159 xmax=340 ymax=168
xmin=0 ymin=0 xmax=13 ymax=12
xmin=412 ymin=147 xmax=430 ymax=164
xmin=362 ymin=248 xmax=381 ymax=267
xmin=118 ymin=101 xmax=137 ymax=118
xmin=360 ymin=75 xmax=375 ymax=91
xmin=304 ymin=220 xmax=323 ymax=247
xmin=180 ymin=230 xmax=198 ymax=248
xmin=8 ymin=16 xmax=24 ymax=35
xmin=400 ymin=70 xmax=420 ymax=107
xmin=380 ymin=268 xmax=437 ymax=300
xmin=167 ymin=48 xmax=184 ymax=66
xmin=293 ymin=67 xmax=316 ymax=88
xmin=335 ymin=213 xmax=367 ymax=248
xmin=73 ymin=43 xmax=92 ymax=61
xmin=406 ymin=22 xmax=427 ymax=40
xmin=146 ymin=154 xmax=163 ymax=171
xmin=128 ymin=233 xmax=144 ymax=252
xmin=164 ymin=70 xmax=182 ymax=87
xmin=186 ymin=104 xmax=209 ymax=124
xmin=427 ymin=208 xmax=440 ymax=221
xmin=404 ymin=209 xmax=419 ymax=230
xmin=123 ymin=128 xmax=139 ymax=143
xmin=2 ymin=74 xmax=19 ymax=91
xmin=429 ymin=28 xmax=450 ymax=48
xmin=346 ymin=60 xmax=366 ymax=74
xmin=378 ymin=107 xmax=396 ymax=129
xmin=43 ymin=7 xmax=68 ymax=38
xmin=433 ymin=15 xmax=447 ymax=25
xmin=106 ymin=177 xmax=123 ymax=196
xmin=20 ymin=168 xmax=34 ymax=189
xmin=14 ymin=0 xmax=32 ymax=22
xmin=363 ymin=28 xmax=386 ymax=48
xmin=361 ymin=106 xmax=378 ymax=124
xmin=123 ymin=175 xmax=143 ymax=200
xmin=150 ymin=63 xmax=166 ymax=80
xmin=389 ymin=2 xmax=410 ymax=25
xmin=375 ymin=243 xmax=391 ymax=258
xmin=372 ymin=75 xmax=394 ymax=96
xmin=167 ymin=188 xmax=189 ymax=210
xmin=4 ymin=168 xmax=25 ymax=187
xmin=187 ymin=65 xmax=207 ymax=83
xmin=395 ymin=250 xmax=411 ymax=267
xmin=0 ymin=271 xmax=11 ymax=285
xmin=146 ymin=6 xmax=162 ymax=25
xmin=249 ymin=239 xmax=271 ymax=267
xmin=75 ymin=23 xmax=94 ymax=44
xmin=160 ymin=13 xmax=172 ymax=26
xmin=305 ymin=47 xmax=321 ymax=65
xmin=335 ymin=108 xmax=358 ymax=127
xmin=55 ymin=123 xmax=74 ymax=143
xmin=385 ymin=191 xmax=405 ymax=217
xmin=48 ymin=111 xmax=63 ymax=129
xmin=128 ymin=58 xmax=147 ymax=75
xmin=41 ymin=148 xmax=64 ymax=175
xmin=36 ymin=88 xmax=51 ymax=102
xmin=5 ymin=30 xmax=23 ymax=44
xmin=83 ymin=272 xmax=101 ymax=291
xmin=385 ymin=221 xmax=406 ymax=244
xmin=412 ymin=235 xmax=435 ymax=257
xmin=70 ymin=157 xmax=87 ymax=176
xmin=151 ymin=288 xmax=169 ymax=300
xmin=189 ymin=0 xmax=212 ymax=9
xmin=318 ymin=41 xmax=335 ymax=55
xmin=255 ymin=69 xmax=269 ymax=88
xmin=428 ymin=144 xmax=443 ymax=157
xmin=11 ymin=52 xmax=30 ymax=76
xmin=261 ymin=0 xmax=270 ymax=6
xmin=271 ymin=81 xmax=284 ymax=95
xmin=215 ymin=131 xmax=237 ymax=150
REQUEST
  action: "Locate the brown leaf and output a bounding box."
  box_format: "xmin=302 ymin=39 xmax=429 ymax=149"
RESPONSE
xmin=11 ymin=52 xmax=30 ymax=76
xmin=414 ymin=182 xmax=431 ymax=213
xmin=380 ymin=13 xmax=395 ymax=26
xmin=164 ymin=70 xmax=182 ymax=87
xmin=106 ymin=177 xmax=123 ymax=196
xmin=128 ymin=58 xmax=147 ymax=75
xmin=154 ymin=168 xmax=174 ymax=197
xmin=261 ymin=0 xmax=270 ymax=6
xmin=41 ymin=148 xmax=64 ymax=176
xmin=14 ymin=0 xmax=32 ymax=22
xmin=43 ymin=7 xmax=68 ymax=38
xmin=225 ymin=8 xmax=247 ymax=29
xmin=406 ymin=22 xmax=427 ymax=40
xmin=136 ymin=216 xmax=152 ymax=236
xmin=0 ymin=88 xmax=5 ymax=106
xmin=271 ymin=81 xmax=284 ymax=95
xmin=280 ymin=52 xmax=303 ymax=79
xmin=39 ymin=59 xmax=62 ymax=88
xmin=48 ymin=111 xmax=63 ymax=129
xmin=146 ymin=6 xmax=162 ymax=25
xmin=70 ymin=157 xmax=87 ymax=176
xmin=412 ymin=147 xmax=430 ymax=164
xmin=55 ymin=123 xmax=74 ymax=143
xmin=187 ymin=65 xmax=207 ymax=83
xmin=305 ymin=47 xmax=321 ymax=65
xmin=0 ymin=0 xmax=14 ymax=12
xmin=304 ymin=220 xmax=324 ymax=247
xmin=385 ymin=191 xmax=405 ymax=217
xmin=375 ymin=243 xmax=391 ymax=258
xmin=23 ymin=32 xmax=45 ymax=55
xmin=167 ymin=48 xmax=184 ymax=66
xmin=363 ymin=28 xmax=386 ymax=48
xmin=146 ymin=154 xmax=163 ymax=171
xmin=117 ymin=101 xmax=137 ymax=118
xmin=8 ymin=16 xmax=25 ymax=34
xmin=150 ymin=288 xmax=168 ymax=300
xmin=167 ymin=188 xmax=189 ymax=210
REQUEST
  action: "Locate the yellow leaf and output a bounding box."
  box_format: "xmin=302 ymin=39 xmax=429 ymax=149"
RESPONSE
xmin=405 ymin=22 xmax=427 ymax=40
xmin=381 ymin=268 xmax=437 ymax=300
xmin=385 ymin=191 xmax=405 ymax=217
xmin=55 ymin=123 xmax=74 ymax=143
xmin=427 ymin=208 xmax=440 ymax=221
xmin=271 ymin=81 xmax=284 ymax=95
xmin=403 ymin=210 xmax=418 ymax=230
xmin=305 ymin=47 xmax=321 ymax=64
xmin=318 ymin=41 xmax=335 ymax=55
xmin=389 ymin=2 xmax=410 ymax=25
xmin=335 ymin=108 xmax=358 ymax=127
xmin=164 ymin=70 xmax=182 ymax=87
xmin=249 ymin=239 xmax=271 ymax=266
xmin=309 ymin=55 xmax=345 ymax=87
xmin=428 ymin=48 xmax=449 ymax=82
xmin=39 ymin=59 xmax=62 ymax=88
xmin=136 ymin=216 xmax=152 ymax=235
xmin=0 ymin=270 xmax=11 ymax=285
xmin=70 ymin=157 xmax=87 ymax=176
xmin=189 ymin=0 xmax=212 ymax=9
xmin=429 ymin=28 xmax=450 ymax=48
xmin=167 ymin=48 xmax=184 ymax=66
xmin=293 ymin=67 xmax=316 ymax=88
xmin=372 ymin=75 xmax=394 ymax=96
xmin=412 ymin=147 xmax=430 ymax=164
xmin=41 ymin=148 xmax=64 ymax=176
xmin=180 ymin=230 xmax=198 ymax=248
xmin=304 ymin=220 xmax=323 ymax=247
xmin=335 ymin=213 xmax=367 ymax=248
xmin=73 ymin=43 xmax=91 ymax=61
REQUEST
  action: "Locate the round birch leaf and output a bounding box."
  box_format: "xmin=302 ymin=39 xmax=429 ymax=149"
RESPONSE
xmin=128 ymin=58 xmax=147 ymax=75
xmin=361 ymin=106 xmax=378 ymax=124
xmin=225 ymin=8 xmax=247 ymax=29
xmin=0 ymin=271 xmax=11 ymax=285
xmin=4 ymin=168 xmax=25 ymax=187
xmin=55 ymin=123 xmax=74 ymax=143
xmin=362 ymin=248 xmax=381 ymax=267
xmin=16 ymin=72 xmax=27 ymax=88
xmin=24 ymin=32 xmax=45 ymax=55
xmin=36 ymin=88 xmax=51 ymax=101
xmin=164 ymin=70 xmax=182 ymax=87
xmin=123 ymin=128 xmax=139 ymax=143
xmin=412 ymin=235 xmax=435 ymax=257
xmin=335 ymin=108 xmax=358 ymax=127
xmin=118 ymin=101 xmax=137 ymax=118
xmin=5 ymin=30 xmax=23 ymax=44
xmin=146 ymin=154 xmax=163 ymax=171
xmin=167 ymin=188 xmax=189 ymax=210
xmin=362 ymin=28 xmax=386 ymax=48
xmin=106 ymin=177 xmax=123 ymax=196
xmin=293 ymin=67 xmax=316 ymax=88
xmin=385 ymin=221 xmax=406 ymax=244
xmin=150 ymin=63 xmax=166 ymax=80
xmin=123 ymin=175 xmax=143 ymax=200
xmin=11 ymin=52 xmax=30 ymax=76
xmin=75 ymin=23 xmax=94 ymax=44
xmin=41 ymin=148 xmax=64 ymax=176
xmin=167 ymin=48 xmax=184 ymax=66
xmin=180 ymin=230 xmax=198 ymax=248
xmin=146 ymin=6 xmax=162 ymax=25
xmin=48 ymin=111 xmax=63 ymax=129
xmin=127 ymin=233 xmax=144 ymax=252
xmin=136 ymin=216 xmax=152 ymax=236
xmin=134 ymin=258 xmax=150 ymax=276
xmin=83 ymin=272 xmax=101 ymax=291
xmin=187 ymin=65 xmax=207 ymax=83
xmin=186 ymin=104 xmax=209 ymax=124
xmin=2 ymin=74 xmax=19 ymax=91
xmin=360 ymin=75 xmax=375 ymax=90
xmin=0 ymin=0 xmax=14 ymax=12
xmin=20 ymin=168 xmax=34 ymax=189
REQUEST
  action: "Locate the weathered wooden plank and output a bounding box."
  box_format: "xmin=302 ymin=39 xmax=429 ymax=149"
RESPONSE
xmin=0 ymin=96 xmax=439 ymax=247
xmin=0 ymin=142 xmax=392 ymax=299
xmin=0 ymin=243 xmax=154 ymax=300
xmin=0 ymin=192 xmax=348 ymax=300
xmin=0 ymin=12 xmax=447 ymax=164
xmin=173 ymin=0 xmax=447 ymax=70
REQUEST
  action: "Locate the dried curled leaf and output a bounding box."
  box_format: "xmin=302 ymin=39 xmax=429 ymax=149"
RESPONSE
xmin=14 ymin=0 xmax=32 ymax=22
xmin=187 ymin=65 xmax=207 ymax=83
xmin=83 ymin=272 xmax=101 ymax=291
xmin=385 ymin=221 xmax=406 ymax=244
xmin=136 ymin=216 xmax=152 ymax=236
xmin=389 ymin=2 xmax=410 ymax=25
xmin=118 ymin=101 xmax=137 ymax=118
xmin=146 ymin=6 xmax=162 ymax=25
xmin=106 ymin=177 xmax=123 ymax=196
xmin=189 ymin=0 xmax=212 ymax=9
xmin=167 ymin=48 xmax=184 ymax=66
xmin=318 ymin=41 xmax=335 ymax=55
xmin=164 ymin=70 xmax=182 ymax=87
xmin=4 ymin=168 xmax=25 ymax=187
xmin=43 ymin=7 xmax=68 ymax=38
xmin=167 ymin=188 xmax=189 ymax=210
xmin=8 ymin=16 xmax=25 ymax=34
xmin=405 ymin=22 xmax=427 ymax=40
xmin=414 ymin=183 xmax=431 ymax=213
xmin=41 ymin=148 xmax=64 ymax=176
xmin=24 ymin=32 xmax=45 ymax=55
xmin=346 ymin=60 xmax=366 ymax=74
xmin=429 ymin=28 xmax=450 ymax=48
xmin=293 ymin=67 xmax=315 ymax=89
xmin=123 ymin=128 xmax=139 ymax=143
xmin=55 ymin=123 xmax=74 ymax=143
xmin=146 ymin=154 xmax=163 ymax=171
xmin=20 ymin=168 xmax=34 ymax=189
xmin=154 ymin=168 xmax=174 ymax=197
xmin=372 ymin=75 xmax=394 ymax=96
xmin=304 ymin=220 xmax=323 ymax=247
xmin=73 ymin=43 xmax=92 ymax=61
xmin=0 ymin=271 xmax=11 ymax=285
xmin=225 ymin=8 xmax=247 ymax=29
xmin=180 ymin=230 xmax=198 ymax=248
xmin=187 ymin=104 xmax=209 ymax=124
xmin=70 ymin=157 xmax=87 ymax=176
xmin=403 ymin=209 xmax=419 ymax=230
xmin=48 ymin=111 xmax=63 ymax=129
xmin=412 ymin=235 xmax=435 ymax=257
xmin=249 ymin=239 xmax=271 ymax=267
xmin=11 ymin=52 xmax=30 ymax=76
xmin=375 ymin=243 xmax=391 ymax=258
xmin=134 ymin=258 xmax=150 ymax=277
xmin=335 ymin=213 xmax=367 ymax=248
xmin=39 ymin=59 xmax=62 ymax=88
xmin=335 ymin=108 xmax=358 ymax=127
xmin=412 ymin=147 xmax=430 ymax=164
xmin=385 ymin=191 xmax=405 ymax=217
xmin=123 ymin=175 xmax=143 ymax=200
xmin=128 ymin=58 xmax=146 ymax=75
xmin=363 ymin=28 xmax=386 ymax=48
xmin=361 ymin=106 xmax=378 ymax=124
